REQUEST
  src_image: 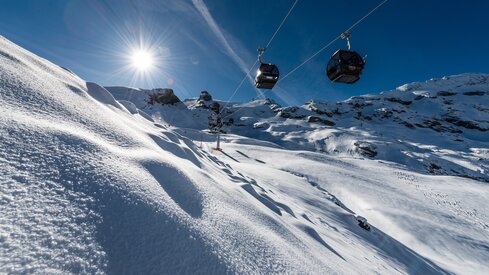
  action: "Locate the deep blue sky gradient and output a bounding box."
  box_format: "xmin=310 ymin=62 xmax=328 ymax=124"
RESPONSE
xmin=1 ymin=0 xmax=488 ymax=105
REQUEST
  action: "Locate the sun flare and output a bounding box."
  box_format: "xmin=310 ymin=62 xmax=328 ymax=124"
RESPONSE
xmin=131 ymin=50 xmax=154 ymax=71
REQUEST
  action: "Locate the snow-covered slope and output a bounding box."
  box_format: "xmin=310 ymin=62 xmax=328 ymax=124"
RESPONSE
xmin=2 ymin=35 xmax=488 ymax=274
xmin=109 ymin=74 xmax=489 ymax=183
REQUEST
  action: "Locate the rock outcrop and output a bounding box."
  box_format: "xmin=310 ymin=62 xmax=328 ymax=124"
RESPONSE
xmin=147 ymin=88 xmax=181 ymax=105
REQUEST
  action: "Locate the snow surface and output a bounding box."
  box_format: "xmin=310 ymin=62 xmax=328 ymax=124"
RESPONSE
xmin=2 ymin=35 xmax=489 ymax=274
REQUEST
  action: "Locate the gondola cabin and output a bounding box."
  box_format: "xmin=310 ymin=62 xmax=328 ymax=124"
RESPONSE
xmin=255 ymin=63 xmax=279 ymax=89
xmin=326 ymin=49 xmax=365 ymax=84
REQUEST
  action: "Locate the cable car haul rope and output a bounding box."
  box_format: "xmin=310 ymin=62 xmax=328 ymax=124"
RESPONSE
xmin=221 ymin=0 xmax=299 ymax=111
xmin=222 ymin=0 xmax=389 ymax=113
xmin=280 ymin=0 xmax=389 ymax=83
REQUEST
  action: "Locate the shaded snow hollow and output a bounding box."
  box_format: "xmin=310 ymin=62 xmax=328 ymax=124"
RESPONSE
xmin=1 ymin=35 xmax=488 ymax=274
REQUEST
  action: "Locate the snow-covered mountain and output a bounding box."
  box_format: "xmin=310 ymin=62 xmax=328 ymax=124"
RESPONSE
xmin=108 ymin=73 xmax=489 ymax=183
xmin=2 ymin=35 xmax=489 ymax=274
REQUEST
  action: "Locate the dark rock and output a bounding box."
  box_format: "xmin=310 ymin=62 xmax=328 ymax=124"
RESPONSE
xmin=307 ymin=116 xmax=322 ymax=123
xmin=321 ymin=119 xmax=336 ymax=126
xmin=474 ymin=105 xmax=489 ymax=113
xmin=348 ymin=101 xmax=373 ymax=109
xmin=427 ymin=163 xmax=441 ymax=173
xmin=225 ymin=118 xmax=234 ymax=126
xmin=375 ymin=108 xmax=393 ymax=118
xmin=331 ymin=108 xmax=344 ymax=115
xmin=308 ymin=105 xmax=334 ymax=117
xmin=264 ymin=99 xmax=282 ymax=111
xmin=199 ymin=90 xmax=212 ymax=101
xmin=463 ymin=91 xmax=486 ymax=96
xmin=437 ymin=91 xmax=457 ymax=96
xmin=385 ymin=97 xmax=412 ymax=105
xmin=353 ymin=142 xmax=377 ymax=157
xmin=400 ymin=121 xmax=415 ymax=129
xmin=415 ymin=119 xmax=463 ymax=133
xmin=263 ymin=98 xmax=278 ymax=106
xmin=306 ymin=116 xmax=335 ymax=126
xmin=443 ymin=116 xmax=488 ymax=131
xmin=147 ymin=88 xmax=181 ymax=105
xmin=356 ymin=216 xmax=371 ymax=231
xmin=279 ymin=106 xmax=306 ymax=119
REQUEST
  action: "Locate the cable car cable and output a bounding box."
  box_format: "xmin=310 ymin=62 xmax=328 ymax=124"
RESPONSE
xmin=220 ymin=0 xmax=300 ymax=113
xmin=223 ymin=0 xmax=387 ymax=120
xmin=222 ymin=0 xmax=387 ymax=122
xmin=344 ymin=0 xmax=389 ymax=35
xmin=280 ymin=36 xmax=341 ymax=82
xmin=220 ymin=59 xmax=259 ymax=113
xmin=265 ymin=0 xmax=299 ymax=49
xmin=279 ymin=0 xmax=389 ymax=83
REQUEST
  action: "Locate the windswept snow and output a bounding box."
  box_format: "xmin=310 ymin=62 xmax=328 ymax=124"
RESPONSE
xmin=1 ymin=35 xmax=489 ymax=274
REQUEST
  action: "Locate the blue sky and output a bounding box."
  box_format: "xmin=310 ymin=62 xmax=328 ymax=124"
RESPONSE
xmin=1 ymin=0 xmax=489 ymax=106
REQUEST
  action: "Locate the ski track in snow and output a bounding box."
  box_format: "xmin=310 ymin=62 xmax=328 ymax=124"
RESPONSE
xmin=393 ymin=171 xmax=489 ymax=231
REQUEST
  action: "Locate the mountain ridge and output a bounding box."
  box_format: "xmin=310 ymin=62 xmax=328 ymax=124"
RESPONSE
xmin=107 ymin=73 xmax=489 ymax=182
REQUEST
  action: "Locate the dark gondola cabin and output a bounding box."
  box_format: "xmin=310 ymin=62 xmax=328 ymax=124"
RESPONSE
xmin=255 ymin=63 xmax=279 ymax=89
xmin=326 ymin=49 xmax=365 ymax=84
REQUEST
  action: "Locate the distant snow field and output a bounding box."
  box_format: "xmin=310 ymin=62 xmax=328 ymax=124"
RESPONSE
xmin=1 ymin=35 xmax=488 ymax=274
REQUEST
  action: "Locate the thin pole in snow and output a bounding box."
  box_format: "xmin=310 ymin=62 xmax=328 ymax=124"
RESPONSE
xmin=215 ymin=131 xmax=221 ymax=151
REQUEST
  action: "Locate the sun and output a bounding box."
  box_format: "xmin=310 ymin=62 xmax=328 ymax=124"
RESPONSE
xmin=123 ymin=40 xmax=166 ymax=86
xmin=130 ymin=49 xmax=154 ymax=71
